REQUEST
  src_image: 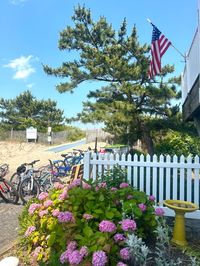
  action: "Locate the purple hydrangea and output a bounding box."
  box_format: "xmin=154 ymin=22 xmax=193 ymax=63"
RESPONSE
xmin=83 ymin=213 xmax=93 ymax=220
xmin=138 ymin=203 xmax=147 ymax=212
xmin=39 ymin=209 xmax=48 ymax=217
xmin=38 ymin=192 xmax=49 ymax=201
xmin=68 ymin=250 xmax=83 ymax=265
xmin=119 ymin=183 xmax=129 ymax=188
xmin=120 ymin=219 xmax=137 ymax=231
xmin=31 ymin=246 xmax=42 ymax=260
xmin=92 ymin=251 xmax=108 ymax=266
xmin=68 ymin=179 xmax=81 ymax=189
xmin=52 ymin=209 xmax=60 ymax=217
xmin=79 ymin=246 xmax=88 ymax=257
xmin=60 ymin=249 xmax=71 ymax=264
xmin=99 ymin=220 xmax=117 ymax=233
xmin=67 ymin=241 xmax=77 ymax=251
xmin=99 ymin=182 xmax=107 ymax=188
xmin=114 ymin=233 xmax=126 ymax=242
xmin=127 ymin=195 xmax=133 ymax=200
xmin=43 ymin=199 xmax=53 ymax=208
xmin=58 ymin=211 xmax=75 ymax=223
xmin=28 ymin=203 xmax=42 ymax=215
xmin=120 ymin=248 xmax=130 ymax=260
xmin=155 ymin=207 xmax=165 ymax=216
xmin=149 ymin=195 xmax=155 ymax=201
xmin=24 ymin=225 xmax=36 ymax=237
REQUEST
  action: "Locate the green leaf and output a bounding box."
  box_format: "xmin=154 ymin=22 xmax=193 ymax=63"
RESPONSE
xmin=105 ymin=211 xmax=114 ymax=219
xmin=83 ymin=226 xmax=93 ymax=237
xmin=47 ymin=232 xmax=56 ymax=246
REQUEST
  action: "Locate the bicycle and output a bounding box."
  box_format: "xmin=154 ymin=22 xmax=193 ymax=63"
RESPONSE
xmin=0 ymin=164 xmax=19 ymax=204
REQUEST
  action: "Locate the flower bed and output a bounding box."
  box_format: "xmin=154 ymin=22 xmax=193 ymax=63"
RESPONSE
xmin=18 ymin=173 xmax=163 ymax=265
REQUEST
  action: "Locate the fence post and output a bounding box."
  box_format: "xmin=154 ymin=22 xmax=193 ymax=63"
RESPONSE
xmin=84 ymin=151 xmax=91 ymax=180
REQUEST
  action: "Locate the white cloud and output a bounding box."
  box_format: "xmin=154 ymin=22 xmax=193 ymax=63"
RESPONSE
xmin=10 ymin=0 xmax=27 ymax=5
xmin=4 ymin=55 xmax=36 ymax=80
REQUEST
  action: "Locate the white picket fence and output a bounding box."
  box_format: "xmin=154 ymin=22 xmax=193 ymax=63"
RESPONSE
xmin=83 ymin=152 xmax=200 ymax=219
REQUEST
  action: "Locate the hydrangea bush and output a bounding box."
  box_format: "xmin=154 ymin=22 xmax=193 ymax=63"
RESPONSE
xmin=18 ymin=171 xmax=162 ymax=265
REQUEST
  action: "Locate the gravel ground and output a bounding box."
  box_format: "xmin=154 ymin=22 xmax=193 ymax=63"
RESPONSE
xmin=0 ymin=200 xmax=23 ymax=255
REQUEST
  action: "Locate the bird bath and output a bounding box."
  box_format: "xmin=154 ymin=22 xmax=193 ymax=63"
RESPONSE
xmin=164 ymin=199 xmax=198 ymax=246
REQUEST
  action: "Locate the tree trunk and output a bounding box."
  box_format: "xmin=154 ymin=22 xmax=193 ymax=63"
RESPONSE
xmin=194 ymin=117 xmax=200 ymax=136
xmin=141 ymin=124 xmax=154 ymax=156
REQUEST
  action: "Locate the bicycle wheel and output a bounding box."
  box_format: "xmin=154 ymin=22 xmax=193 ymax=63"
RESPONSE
xmin=10 ymin=172 xmax=21 ymax=188
xmin=19 ymin=177 xmax=40 ymax=203
xmin=0 ymin=179 xmax=19 ymax=204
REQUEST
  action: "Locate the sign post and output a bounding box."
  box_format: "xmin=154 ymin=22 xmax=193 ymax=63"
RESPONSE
xmin=47 ymin=126 xmax=52 ymax=145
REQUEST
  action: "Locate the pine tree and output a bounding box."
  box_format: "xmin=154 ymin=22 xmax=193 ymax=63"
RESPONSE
xmin=44 ymin=5 xmax=181 ymax=154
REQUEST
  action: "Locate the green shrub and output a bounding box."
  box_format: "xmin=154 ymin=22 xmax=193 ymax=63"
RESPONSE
xmin=155 ymin=130 xmax=200 ymax=157
xmin=18 ymin=174 xmax=159 ymax=265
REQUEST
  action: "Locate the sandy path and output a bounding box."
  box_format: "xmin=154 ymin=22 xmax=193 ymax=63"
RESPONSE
xmin=0 ymin=140 xmax=106 ymax=178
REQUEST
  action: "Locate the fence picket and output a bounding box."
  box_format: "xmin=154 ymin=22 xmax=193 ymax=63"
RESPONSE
xmin=152 ymin=155 xmax=158 ymax=201
xmin=139 ymin=155 xmax=144 ymax=191
xmin=165 ymin=155 xmax=171 ymax=200
xmin=179 ymin=155 xmax=185 ymax=201
xmin=194 ymin=156 xmax=199 ymax=206
xmin=159 ymin=155 xmax=164 ymax=205
xmin=186 ymin=156 xmax=192 ymax=202
xmin=146 ymin=154 xmax=151 ymax=195
xmin=110 ymin=153 xmax=114 ymax=170
xmin=98 ymin=153 xmax=103 ymax=178
xmin=127 ymin=154 xmax=132 ymax=184
xmin=121 ymin=154 xmax=126 ymax=171
xmin=133 ymin=154 xmax=138 ymax=188
xmin=92 ymin=153 xmax=97 ymax=180
xmin=172 ymin=155 xmax=178 ymax=200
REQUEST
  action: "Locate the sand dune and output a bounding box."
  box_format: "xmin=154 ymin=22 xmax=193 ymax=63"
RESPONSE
xmin=0 ymin=141 xmax=106 ymax=178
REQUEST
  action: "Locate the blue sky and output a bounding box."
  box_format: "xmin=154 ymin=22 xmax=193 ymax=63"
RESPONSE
xmin=0 ymin=0 xmax=198 ymax=129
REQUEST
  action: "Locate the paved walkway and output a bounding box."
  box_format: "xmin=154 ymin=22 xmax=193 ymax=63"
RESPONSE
xmin=47 ymin=139 xmax=86 ymax=153
xmin=0 ymin=200 xmax=23 ymax=255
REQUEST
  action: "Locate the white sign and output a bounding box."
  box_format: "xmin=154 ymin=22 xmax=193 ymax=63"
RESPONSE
xmin=48 ymin=136 xmax=52 ymax=142
xmin=48 ymin=127 xmax=52 ymax=133
xmin=26 ymin=127 xmax=37 ymax=140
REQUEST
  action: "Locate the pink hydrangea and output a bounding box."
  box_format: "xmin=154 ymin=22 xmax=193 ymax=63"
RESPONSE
xmin=92 ymin=251 xmax=108 ymax=266
xmin=39 ymin=210 xmax=48 ymax=217
xmin=68 ymin=250 xmax=83 ymax=265
xmin=58 ymin=189 xmax=68 ymax=200
xmin=28 ymin=203 xmax=42 ymax=215
xmin=44 ymin=200 xmax=53 ymax=208
xmin=120 ymin=248 xmax=130 ymax=260
xmin=68 ymin=179 xmax=81 ymax=189
xmin=31 ymin=246 xmax=42 ymax=260
xmin=54 ymin=182 xmax=65 ymax=190
xmin=138 ymin=203 xmax=147 ymax=212
xmin=52 ymin=209 xmax=60 ymax=217
xmin=127 ymin=195 xmax=133 ymax=200
xmin=82 ymin=182 xmax=92 ymax=189
xmin=24 ymin=225 xmax=36 ymax=237
xmin=114 ymin=233 xmax=126 ymax=242
xmin=67 ymin=241 xmax=77 ymax=251
xmin=58 ymin=211 xmax=75 ymax=223
xmin=119 ymin=183 xmax=129 ymax=188
xmin=111 ymin=187 xmax=117 ymax=191
xmin=79 ymin=246 xmax=88 ymax=257
xmin=83 ymin=213 xmax=93 ymax=220
xmin=95 ymin=186 xmax=100 ymax=192
xmin=120 ymin=219 xmax=137 ymax=231
xmin=99 ymin=182 xmax=107 ymax=188
xmin=99 ymin=220 xmax=117 ymax=232
xmin=155 ymin=207 xmax=165 ymax=216
xmin=149 ymin=195 xmax=155 ymax=201
xmin=38 ymin=192 xmax=49 ymax=201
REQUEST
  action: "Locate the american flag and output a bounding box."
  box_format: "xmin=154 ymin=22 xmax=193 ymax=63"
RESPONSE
xmin=148 ymin=24 xmax=171 ymax=79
